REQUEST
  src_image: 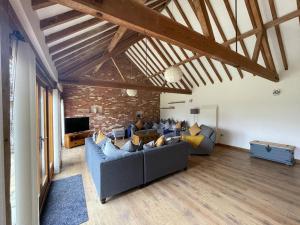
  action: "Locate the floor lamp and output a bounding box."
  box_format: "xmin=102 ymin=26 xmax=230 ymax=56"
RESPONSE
xmin=190 ymin=108 xmax=199 ymax=124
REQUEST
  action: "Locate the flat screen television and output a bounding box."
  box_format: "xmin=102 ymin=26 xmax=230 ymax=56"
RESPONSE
xmin=65 ymin=117 xmax=89 ymax=134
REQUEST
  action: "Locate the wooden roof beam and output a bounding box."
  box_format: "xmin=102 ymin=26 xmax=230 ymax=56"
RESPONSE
xmin=268 ymin=0 xmax=288 ymax=70
xmin=166 ymin=4 xmax=207 ymax=85
xmin=45 ymin=18 xmax=101 ymax=44
xmin=48 ymin=0 xmax=278 ymax=82
xmin=247 ymin=0 xmax=276 ymax=72
xmin=60 ymin=79 xmax=193 ymax=94
xmin=32 ymin=0 xmax=56 ymax=10
xmin=40 ymin=10 xmax=85 ymax=31
xmin=59 ymin=33 xmax=144 ymax=79
xmin=49 ymin=23 xmax=117 ymax=54
xmin=204 ymin=0 xmax=243 ymax=79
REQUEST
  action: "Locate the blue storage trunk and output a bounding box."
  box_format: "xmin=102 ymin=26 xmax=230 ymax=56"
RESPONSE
xmin=250 ymin=140 xmax=295 ymax=166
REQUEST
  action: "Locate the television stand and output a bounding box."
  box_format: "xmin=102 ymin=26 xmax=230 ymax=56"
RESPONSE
xmin=64 ymin=130 xmax=92 ymax=149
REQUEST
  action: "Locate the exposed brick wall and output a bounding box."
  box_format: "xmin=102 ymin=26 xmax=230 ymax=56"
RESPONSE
xmin=62 ymin=53 xmax=160 ymax=132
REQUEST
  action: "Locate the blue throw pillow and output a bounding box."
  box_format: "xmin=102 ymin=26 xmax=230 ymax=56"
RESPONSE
xmin=103 ymin=140 xmax=128 ymax=159
xmin=121 ymin=140 xmax=137 ymax=152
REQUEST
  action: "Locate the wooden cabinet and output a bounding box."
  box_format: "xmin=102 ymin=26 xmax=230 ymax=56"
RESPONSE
xmin=64 ymin=130 xmax=92 ymax=149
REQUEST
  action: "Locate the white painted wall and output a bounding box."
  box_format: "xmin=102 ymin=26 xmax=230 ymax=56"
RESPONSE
xmin=161 ymin=17 xmax=300 ymax=160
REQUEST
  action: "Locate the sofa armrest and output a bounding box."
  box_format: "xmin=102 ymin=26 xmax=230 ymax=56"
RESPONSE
xmin=100 ymin=152 xmax=144 ymax=200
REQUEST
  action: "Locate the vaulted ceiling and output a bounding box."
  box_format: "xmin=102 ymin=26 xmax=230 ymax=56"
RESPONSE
xmin=31 ymin=0 xmax=300 ymax=94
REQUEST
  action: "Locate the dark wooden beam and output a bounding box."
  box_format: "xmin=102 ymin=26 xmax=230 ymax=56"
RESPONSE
xmin=60 ymin=33 xmax=144 ymax=78
xmin=252 ymin=31 xmax=263 ymax=62
xmin=45 ymin=18 xmax=101 ymax=44
xmin=32 ymin=0 xmax=56 ymax=10
xmin=60 ymin=79 xmax=193 ymax=94
xmin=0 ymin=0 xmax=11 ymax=224
xmin=297 ymin=0 xmax=300 ymax=23
xmin=40 ymin=10 xmax=85 ymax=31
xmin=49 ymin=23 xmax=117 ymax=54
xmin=204 ymin=0 xmax=243 ymax=79
xmin=50 ymin=0 xmax=279 ymax=82
xmin=55 ymin=38 xmax=111 ymax=69
xmin=247 ymin=0 xmax=276 ymax=72
xmin=52 ymin=29 xmax=114 ymax=61
xmin=191 ymin=0 xmax=214 ymax=38
xmin=268 ymin=0 xmax=288 ymax=70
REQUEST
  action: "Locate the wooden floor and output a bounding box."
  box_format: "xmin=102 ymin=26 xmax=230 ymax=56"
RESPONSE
xmin=54 ymin=143 xmax=300 ymax=225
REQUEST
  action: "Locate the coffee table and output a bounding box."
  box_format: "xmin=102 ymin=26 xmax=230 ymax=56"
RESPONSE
xmin=132 ymin=130 xmax=160 ymax=145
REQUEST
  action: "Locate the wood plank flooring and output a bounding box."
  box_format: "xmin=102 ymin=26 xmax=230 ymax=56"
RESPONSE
xmin=54 ymin=143 xmax=300 ymax=225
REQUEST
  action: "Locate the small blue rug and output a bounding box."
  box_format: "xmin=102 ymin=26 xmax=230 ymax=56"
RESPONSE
xmin=40 ymin=174 xmax=89 ymax=225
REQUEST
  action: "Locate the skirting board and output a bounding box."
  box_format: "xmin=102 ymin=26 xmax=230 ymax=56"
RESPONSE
xmin=216 ymin=143 xmax=249 ymax=152
xmin=216 ymin=143 xmax=300 ymax=163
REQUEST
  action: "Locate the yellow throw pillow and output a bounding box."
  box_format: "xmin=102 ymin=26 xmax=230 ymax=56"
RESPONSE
xmin=95 ymin=131 xmax=106 ymax=144
xmin=135 ymin=119 xmax=143 ymax=130
xmin=189 ymin=123 xmax=201 ymax=136
xmin=175 ymin=121 xmax=182 ymax=129
xmin=181 ymin=135 xmax=205 ymax=148
xmin=155 ymin=135 xmax=165 ymax=147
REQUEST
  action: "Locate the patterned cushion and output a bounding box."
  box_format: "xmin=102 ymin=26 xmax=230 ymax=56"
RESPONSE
xmin=95 ymin=131 xmax=106 ymax=144
xmin=189 ymin=123 xmax=201 ymax=136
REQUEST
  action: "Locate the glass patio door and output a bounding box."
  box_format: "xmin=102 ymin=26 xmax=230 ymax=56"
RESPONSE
xmin=37 ymin=82 xmax=54 ymax=209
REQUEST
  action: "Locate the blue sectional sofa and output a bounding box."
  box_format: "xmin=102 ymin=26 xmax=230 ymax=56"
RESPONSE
xmin=85 ymin=137 xmax=190 ymax=203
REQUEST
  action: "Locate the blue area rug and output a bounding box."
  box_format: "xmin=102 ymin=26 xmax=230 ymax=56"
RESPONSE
xmin=40 ymin=174 xmax=89 ymax=225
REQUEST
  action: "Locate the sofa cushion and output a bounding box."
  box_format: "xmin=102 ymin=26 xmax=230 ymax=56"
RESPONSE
xmin=95 ymin=131 xmax=106 ymax=144
xmin=143 ymin=140 xmax=155 ymax=150
xmin=103 ymin=140 xmax=128 ymax=159
xmin=121 ymin=140 xmax=137 ymax=152
xmin=189 ymin=123 xmax=201 ymax=136
xmin=166 ymin=136 xmax=181 ymax=145
xmin=96 ymin=137 xmax=108 ymax=149
xmin=181 ymin=134 xmax=205 ymax=148
xmin=175 ymin=121 xmax=181 ymax=129
xmin=155 ymin=135 xmax=165 ymax=147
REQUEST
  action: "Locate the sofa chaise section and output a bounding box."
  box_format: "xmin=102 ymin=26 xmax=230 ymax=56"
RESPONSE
xmin=143 ymin=141 xmax=190 ymax=184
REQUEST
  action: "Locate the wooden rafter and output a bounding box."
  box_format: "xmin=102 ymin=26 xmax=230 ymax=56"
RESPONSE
xmin=268 ymin=0 xmax=288 ymax=70
xmin=204 ymin=0 xmax=243 ymax=79
xmin=167 ymin=3 xmax=206 ymax=85
xmin=111 ymin=58 xmax=127 ymax=82
xmin=49 ymin=23 xmax=117 ymax=54
xmin=60 ymin=79 xmax=193 ymax=94
xmin=252 ymin=32 xmax=263 ymax=62
xmin=49 ymin=0 xmax=279 ymax=82
xmin=52 ymin=29 xmax=115 ymax=61
xmin=92 ymin=0 xmax=168 ymax=73
xmin=45 ymin=18 xmax=101 ymax=44
xmin=191 ymin=0 xmax=214 ymax=38
xmin=126 ymin=50 xmax=161 ymax=86
xmin=149 ymin=38 xmax=190 ymax=90
xmin=32 ymin=0 xmax=56 ymax=10
xmin=135 ymin=41 xmax=174 ymax=88
xmin=246 ymin=0 xmax=276 ymax=72
xmin=55 ymin=38 xmax=112 ymax=69
xmin=60 ymin=33 xmax=144 ymax=78
xmin=40 ymin=10 xmax=84 ymax=31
